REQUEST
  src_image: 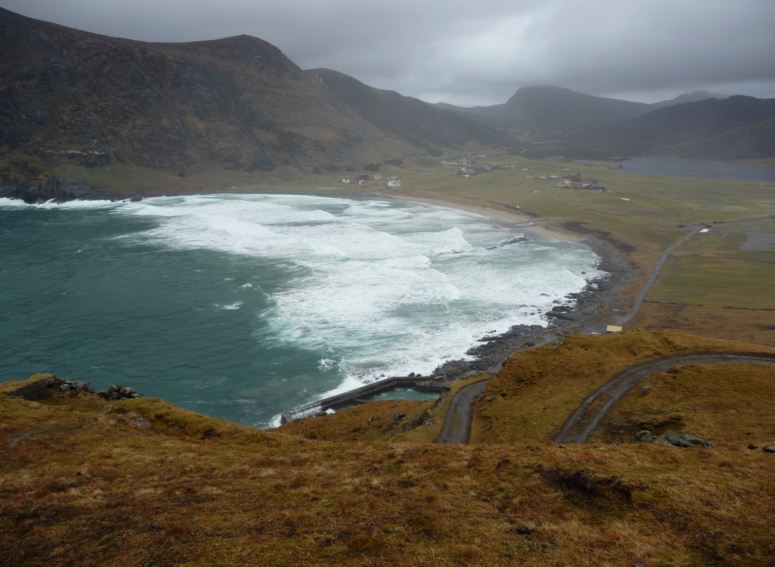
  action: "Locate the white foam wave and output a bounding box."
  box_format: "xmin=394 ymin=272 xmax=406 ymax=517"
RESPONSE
xmin=215 ymin=301 xmax=243 ymax=311
xmin=318 ymin=358 xmax=338 ymax=372
xmin=0 ymin=197 xmax=120 ymax=209
xmin=113 ymin=193 xmax=604 ymax=396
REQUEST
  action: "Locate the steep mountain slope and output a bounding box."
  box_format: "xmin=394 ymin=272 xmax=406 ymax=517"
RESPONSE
xmin=0 ymin=8 xmax=496 ymax=200
xmin=308 ymin=68 xmax=504 ymax=153
xmin=441 ymin=86 xmax=650 ymax=132
xmin=438 ymin=84 xmax=774 ymax=159
xmin=601 ymin=95 xmax=775 ymax=158
xmin=492 ymin=86 xmax=650 ymax=132
xmin=0 ymin=8 xmax=392 ymax=171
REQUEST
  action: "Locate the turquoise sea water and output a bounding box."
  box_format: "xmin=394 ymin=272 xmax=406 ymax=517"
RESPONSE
xmin=0 ymin=194 xmax=602 ymax=427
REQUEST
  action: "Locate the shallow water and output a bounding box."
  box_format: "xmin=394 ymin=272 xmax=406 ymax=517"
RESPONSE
xmin=0 ymin=194 xmax=603 ymax=427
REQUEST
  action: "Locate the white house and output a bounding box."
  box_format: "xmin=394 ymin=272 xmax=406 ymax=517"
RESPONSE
xmin=341 ymin=178 xmax=351 ymax=184
xmin=386 ymin=176 xmax=402 ymax=188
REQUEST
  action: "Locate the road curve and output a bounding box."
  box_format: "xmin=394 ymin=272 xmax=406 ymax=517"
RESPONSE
xmin=554 ymin=353 xmax=775 ymax=444
xmin=436 ymin=380 xmax=490 ymax=444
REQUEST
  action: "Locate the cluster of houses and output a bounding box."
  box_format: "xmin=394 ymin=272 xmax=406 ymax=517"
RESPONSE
xmin=439 ymin=154 xmax=501 ymax=178
xmin=547 ymin=173 xmax=606 ymax=191
xmin=340 ymin=173 xmax=401 ymax=188
xmin=456 ymin=164 xmax=497 ymax=178
xmin=439 ymin=152 xmax=490 ymax=166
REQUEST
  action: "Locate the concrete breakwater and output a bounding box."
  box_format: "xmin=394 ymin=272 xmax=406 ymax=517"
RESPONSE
xmin=280 ymin=376 xmax=448 ymax=423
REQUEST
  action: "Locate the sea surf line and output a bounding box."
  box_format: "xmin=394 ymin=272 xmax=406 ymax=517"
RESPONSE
xmin=0 ymin=194 xmax=604 ymax=427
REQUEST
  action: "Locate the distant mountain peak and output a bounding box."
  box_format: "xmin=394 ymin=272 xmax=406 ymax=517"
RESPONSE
xmin=652 ymin=90 xmax=725 ymax=108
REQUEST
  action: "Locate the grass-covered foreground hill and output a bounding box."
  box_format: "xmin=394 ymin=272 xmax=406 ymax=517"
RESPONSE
xmin=2 ymin=331 xmax=774 ymax=566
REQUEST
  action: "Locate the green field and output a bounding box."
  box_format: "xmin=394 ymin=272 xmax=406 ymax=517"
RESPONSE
xmin=255 ymin=154 xmax=774 ymax=341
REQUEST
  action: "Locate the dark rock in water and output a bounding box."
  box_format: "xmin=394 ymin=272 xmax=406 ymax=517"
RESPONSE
xmin=487 ymin=236 xmax=528 ymax=250
xmin=58 ymin=380 xmax=94 ymax=395
xmin=635 ymin=430 xmax=654 ymax=443
xmin=130 ymin=195 xmax=143 ymax=202
xmin=656 ymin=433 xmax=714 ymax=448
xmin=763 ymin=444 xmax=775 ymax=453
xmin=98 ymin=384 xmax=142 ymax=400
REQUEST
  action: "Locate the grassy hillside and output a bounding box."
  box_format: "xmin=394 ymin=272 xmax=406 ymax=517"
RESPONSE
xmin=470 ymin=330 xmax=774 ymax=444
xmin=590 ymin=363 xmax=775 ymax=445
xmin=3 ymin=330 xmax=774 ymax=565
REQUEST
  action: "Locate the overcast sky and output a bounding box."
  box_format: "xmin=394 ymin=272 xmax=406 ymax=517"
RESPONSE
xmin=3 ymin=0 xmax=775 ymax=106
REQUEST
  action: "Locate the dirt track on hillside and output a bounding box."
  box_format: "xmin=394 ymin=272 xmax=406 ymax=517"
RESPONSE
xmin=554 ymin=353 xmax=775 ymax=444
xmin=436 ymin=380 xmax=490 ymax=443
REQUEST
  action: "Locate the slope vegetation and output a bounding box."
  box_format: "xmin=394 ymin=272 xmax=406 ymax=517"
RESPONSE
xmin=3 ymin=331 xmax=773 ymax=565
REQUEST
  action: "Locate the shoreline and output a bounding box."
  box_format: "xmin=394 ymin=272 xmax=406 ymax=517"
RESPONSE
xmin=273 ymin=187 xmax=641 ymax=409
xmin=280 ymin=191 xmax=639 ymax=419
xmin=0 ymin=189 xmax=640 ymax=419
xmin=416 ymin=211 xmax=638 ymax=382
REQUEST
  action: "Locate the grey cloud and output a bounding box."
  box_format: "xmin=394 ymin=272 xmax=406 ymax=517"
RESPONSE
xmin=3 ymin=0 xmax=775 ymax=105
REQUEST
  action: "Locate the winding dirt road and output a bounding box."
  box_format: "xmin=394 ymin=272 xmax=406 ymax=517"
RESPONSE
xmin=436 ymin=380 xmax=490 ymax=443
xmin=554 ymin=353 xmax=775 ymax=444
xmin=434 ymin=224 xmax=770 ymax=445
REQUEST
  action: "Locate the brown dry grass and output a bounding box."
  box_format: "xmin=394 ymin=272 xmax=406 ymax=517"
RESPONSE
xmin=591 ymin=363 xmax=775 ymax=447
xmin=633 ymin=301 xmax=775 ymax=345
xmin=472 ymin=330 xmax=775 ymax=444
xmin=2 ymin=385 xmax=774 ymax=566
xmin=2 ymin=332 xmax=775 ymax=566
xmin=278 ymin=399 xmax=432 ymax=442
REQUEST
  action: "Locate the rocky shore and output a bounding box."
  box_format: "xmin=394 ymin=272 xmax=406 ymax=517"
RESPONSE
xmin=408 ymin=223 xmax=638 ymax=385
xmin=0 ymin=174 xmax=119 ymax=204
xmin=0 ymin=187 xmax=640 ymax=415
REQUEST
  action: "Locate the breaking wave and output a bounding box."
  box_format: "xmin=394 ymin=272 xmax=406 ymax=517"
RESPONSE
xmin=116 ymin=194 xmax=603 ymax=394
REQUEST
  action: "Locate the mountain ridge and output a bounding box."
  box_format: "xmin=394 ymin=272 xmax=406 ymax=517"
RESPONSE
xmin=0 ymin=7 xmax=498 ymax=201
xmin=1 ymin=5 xmax=774 ymax=202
